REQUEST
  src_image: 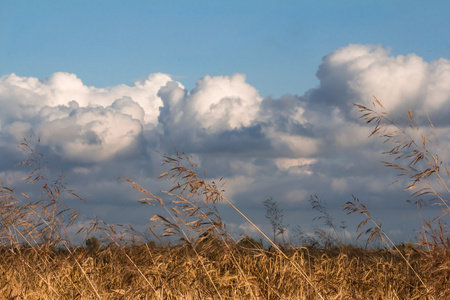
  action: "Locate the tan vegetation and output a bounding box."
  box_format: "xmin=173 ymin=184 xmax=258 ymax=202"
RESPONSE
xmin=1 ymin=242 xmax=448 ymax=299
xmin=0 ymin=99 xmax=449 ymax=299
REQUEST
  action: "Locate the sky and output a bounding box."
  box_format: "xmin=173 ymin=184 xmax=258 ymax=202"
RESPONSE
xmin=1 ymin=1 xmax=450 ymax=246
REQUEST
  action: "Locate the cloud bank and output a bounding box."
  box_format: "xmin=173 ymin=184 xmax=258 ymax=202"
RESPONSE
xmin=1 ymin=44 xmax=449 ymax=243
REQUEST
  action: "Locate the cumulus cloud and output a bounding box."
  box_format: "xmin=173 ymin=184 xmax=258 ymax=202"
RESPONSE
xmin=1 ymin=44 xmax=450 ymax=243
xmin=158 ymin=73 xmax=262 ymax=134
xmin=309 ymin=44 xmax=450 ymax=125
xmin=0 ymin=71 xmax=173 ymax=125
xmin=0 ymin=72 xmax=175 ymax=162
xmin=0 ymin=71 xmax=321 ymax=164
xmin=36 ymin=102 xmax=143 ymax=162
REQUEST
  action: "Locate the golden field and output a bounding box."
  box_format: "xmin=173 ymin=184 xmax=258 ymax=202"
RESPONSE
xmin=1 ymin=99 xmax=449 ymax=299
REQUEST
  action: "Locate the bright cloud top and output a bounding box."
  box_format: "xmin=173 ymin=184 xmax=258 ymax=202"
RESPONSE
xmin=158 ymin=74 xmax=262 ymax=135
xmin=0 ymin=72 xmax=174 ymax=162
xmin=313 ymin=44 xmax=450 ymax=120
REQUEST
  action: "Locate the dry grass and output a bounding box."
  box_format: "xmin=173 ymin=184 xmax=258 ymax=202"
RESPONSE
xmin=0 ymin=99 xmax=449 ymax=299
xmin=0 ymin=242 xmax=448 ymax=299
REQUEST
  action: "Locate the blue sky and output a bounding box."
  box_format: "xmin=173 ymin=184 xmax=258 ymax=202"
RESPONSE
xmin=2 ymin=1 xmax=450 ymax=97
xmin=1 ymin=1 xmax=450 ymax=245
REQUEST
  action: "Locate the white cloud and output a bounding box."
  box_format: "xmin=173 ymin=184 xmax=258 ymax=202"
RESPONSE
xmin=159 ymin=74 xmax=262 ymax=133
xmin=0 ymin=72 xmax=178 ymax=162
xmin=0 ymin=72 xmax=174 ymax=127
xmin=1 ymin=44 xmax=450 ymax=244
xmin=312 ymin=44 xmax=450 ymax=124
xmin=190 ymin=74 xmax=261 ymax=131
xmin=111 ymin=97 xmax=146 ymax=123
xmin=3 ymin=121 xmax=33 ymax=140
xmin=425 ymin=58 xmax=450 ymax=111
xmin=265 ymin=128 xmax=321 ymax=157
xmin=275 ymin=158 xmax=317 ymax=175
xmin=36 ymin=103 xmax=143 ymax=162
